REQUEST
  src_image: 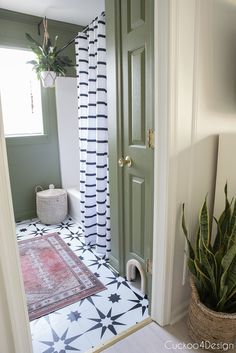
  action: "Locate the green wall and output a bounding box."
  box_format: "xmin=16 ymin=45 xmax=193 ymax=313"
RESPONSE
xmin=0 ymin=9 xmax=83 ymax=221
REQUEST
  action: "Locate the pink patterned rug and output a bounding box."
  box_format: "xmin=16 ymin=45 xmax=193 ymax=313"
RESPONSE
xmin=19 ymin=233 xmax=106 ymax=321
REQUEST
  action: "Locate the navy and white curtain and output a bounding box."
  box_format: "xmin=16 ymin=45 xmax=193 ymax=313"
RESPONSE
xmin=75 ymin=12 xmax=111 ymax=257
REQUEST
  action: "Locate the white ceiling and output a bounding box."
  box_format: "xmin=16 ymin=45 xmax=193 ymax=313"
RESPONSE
xmin=0 ymin=0 xmax=105 ymax=26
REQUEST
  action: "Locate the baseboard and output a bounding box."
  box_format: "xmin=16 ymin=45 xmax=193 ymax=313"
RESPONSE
xmin=68 ymin=214 xmax=82 ymax=226
xmin=86 ymin=317 xmax=152 ymax=353
xmin=109 ymin=254 xmax=119 ymax=273
xmin=170 ymin=299 xmax=189 ymax=325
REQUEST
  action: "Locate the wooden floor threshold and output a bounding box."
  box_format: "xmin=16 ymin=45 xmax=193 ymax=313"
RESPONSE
xmin=85 ymin=317 xmax=153 ymax=353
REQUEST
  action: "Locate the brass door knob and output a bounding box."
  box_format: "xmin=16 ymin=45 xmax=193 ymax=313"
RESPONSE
xmin=118 ymin=156 xmax=132 ymax=168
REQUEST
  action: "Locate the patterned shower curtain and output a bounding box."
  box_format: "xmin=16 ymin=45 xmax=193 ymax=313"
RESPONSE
xmin=75 ymin=12 xmax=111 ymax=257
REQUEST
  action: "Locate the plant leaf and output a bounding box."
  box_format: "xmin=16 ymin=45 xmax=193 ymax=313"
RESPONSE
xmin=217 ymin=285 xmax=228 ymax=311
xmin=221 ymin=243 xmax=236 ymax=272
xmin=200 ymin=249 xmax=218 ymax=300
xmin=182 ymin=204 xmax=195 ymax=260
xmin=183 ymin=183 xmax=236 ymax=312
xmin=199 ymin=196 xmax=211 ymax=247
xmin=188 ymin=258 xmax=197 ymax=277
xmin=225 ymin=256 xmax=236 ymax=295
xmin=229 ymin=199 xmax=236 ymax=235
xmin=25 ymin=33 xmax=41 ymax=48
xmin=194 ymin=226 xmax=200 ymax=262
xmin=220 ymin=243 xmax=236 ymax=298
xmin=25 ymin=32 xmax=73 ymax=76
xmin=228 ymin=225 xmax=236 ymax=251
xmin=26 ymin=60 xmax=38 ymax=65
xmin=194 ymin=258 xmax=211 ymax=282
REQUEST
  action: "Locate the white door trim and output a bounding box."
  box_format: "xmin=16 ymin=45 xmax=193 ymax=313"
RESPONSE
xmin=151 ymin=0 xmax=178 ymax=326
xmin=0 ymin=95 xmax=33 ymax=353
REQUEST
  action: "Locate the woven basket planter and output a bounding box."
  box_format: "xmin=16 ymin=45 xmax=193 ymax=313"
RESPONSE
xmin=188 ymin=278 xmax=236 ymax=352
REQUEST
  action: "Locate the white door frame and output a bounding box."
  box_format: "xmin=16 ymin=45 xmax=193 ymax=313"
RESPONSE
xmin=0 ymin=95 xmax=33 ymax=353
xmin=151 ymin=0 xmax=172 ymax=326
xmin=151 ymin=0 xmax=179 ymax=326
xmin=0 ymin=1 xmax=175 ymax=351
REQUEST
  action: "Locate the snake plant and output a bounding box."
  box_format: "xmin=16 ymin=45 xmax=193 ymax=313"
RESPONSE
xmin=182 ymin=184 xmax=236 ymax=313
xmin=25 ymin=33 xmax=73 ymax=79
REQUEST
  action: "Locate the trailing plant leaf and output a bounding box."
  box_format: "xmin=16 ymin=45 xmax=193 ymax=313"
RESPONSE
xmin=25 ymin=33 xmax=42 ymax=48
xmin=25 ymin=32 xmax=73 ymax=77
xmin=26 ymin=60 xmax=38 ymax=65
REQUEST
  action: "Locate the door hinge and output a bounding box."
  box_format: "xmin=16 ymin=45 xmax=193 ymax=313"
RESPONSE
xmin=146 ymin=258 xmax=153 ymax=274
xmin=147 ymin=129 xmax=155 ymax=149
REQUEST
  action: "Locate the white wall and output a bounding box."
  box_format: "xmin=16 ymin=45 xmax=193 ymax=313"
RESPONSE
xmin=168 ymin=0 xmax=236 ymax=323
xmin=55 ymin=77 xmax=80 ymax=189
xmin=214 ymin=134 xmax=236 ymax=219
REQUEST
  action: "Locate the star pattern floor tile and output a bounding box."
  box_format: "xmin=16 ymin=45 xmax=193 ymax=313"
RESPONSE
xmin=16 ymin=217 xmax=149 ymax=353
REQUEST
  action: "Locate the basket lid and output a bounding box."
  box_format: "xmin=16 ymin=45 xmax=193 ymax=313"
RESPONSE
xmin=37 ymin=189 xmax=66 ymax=198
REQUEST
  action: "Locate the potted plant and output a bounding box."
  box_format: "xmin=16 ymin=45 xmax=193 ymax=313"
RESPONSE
xmin=182 ymin=184 xmax=236 ymax=352
xmin=25 ymin=32 xmax=73 ymax=87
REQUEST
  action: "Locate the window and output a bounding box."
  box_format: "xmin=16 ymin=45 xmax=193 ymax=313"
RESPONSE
xmin=0 ymin=48 xmax=44 ymax=137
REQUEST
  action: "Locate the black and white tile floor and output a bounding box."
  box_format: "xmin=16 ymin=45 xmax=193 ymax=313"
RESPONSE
xmin=16 ymin=217 xmax=149 ymax=353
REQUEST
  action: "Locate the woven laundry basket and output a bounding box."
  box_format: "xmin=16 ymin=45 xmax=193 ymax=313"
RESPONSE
xmin=36 ymin=187 xmax=67 ymax=225
xmin=188 ymin=277 xmax=236 ymax=352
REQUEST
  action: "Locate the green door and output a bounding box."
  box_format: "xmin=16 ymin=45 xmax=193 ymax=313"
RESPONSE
xmin=120 ymin=0 xmax=154 ymax=297
xmin=106 ymin=0 xmax=154 ymax=298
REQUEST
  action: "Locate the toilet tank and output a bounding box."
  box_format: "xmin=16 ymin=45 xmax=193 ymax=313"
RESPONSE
xmin=55 ymin=77 xmax=80 ymax=189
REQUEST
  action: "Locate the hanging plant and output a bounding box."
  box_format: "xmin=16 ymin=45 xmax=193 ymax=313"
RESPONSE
xmin=25 ymin=18 xmax=73 ymax=87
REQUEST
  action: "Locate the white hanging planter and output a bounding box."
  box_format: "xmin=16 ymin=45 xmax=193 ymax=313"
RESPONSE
xmin=40 ymin=71 xmax=57 ymax=88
